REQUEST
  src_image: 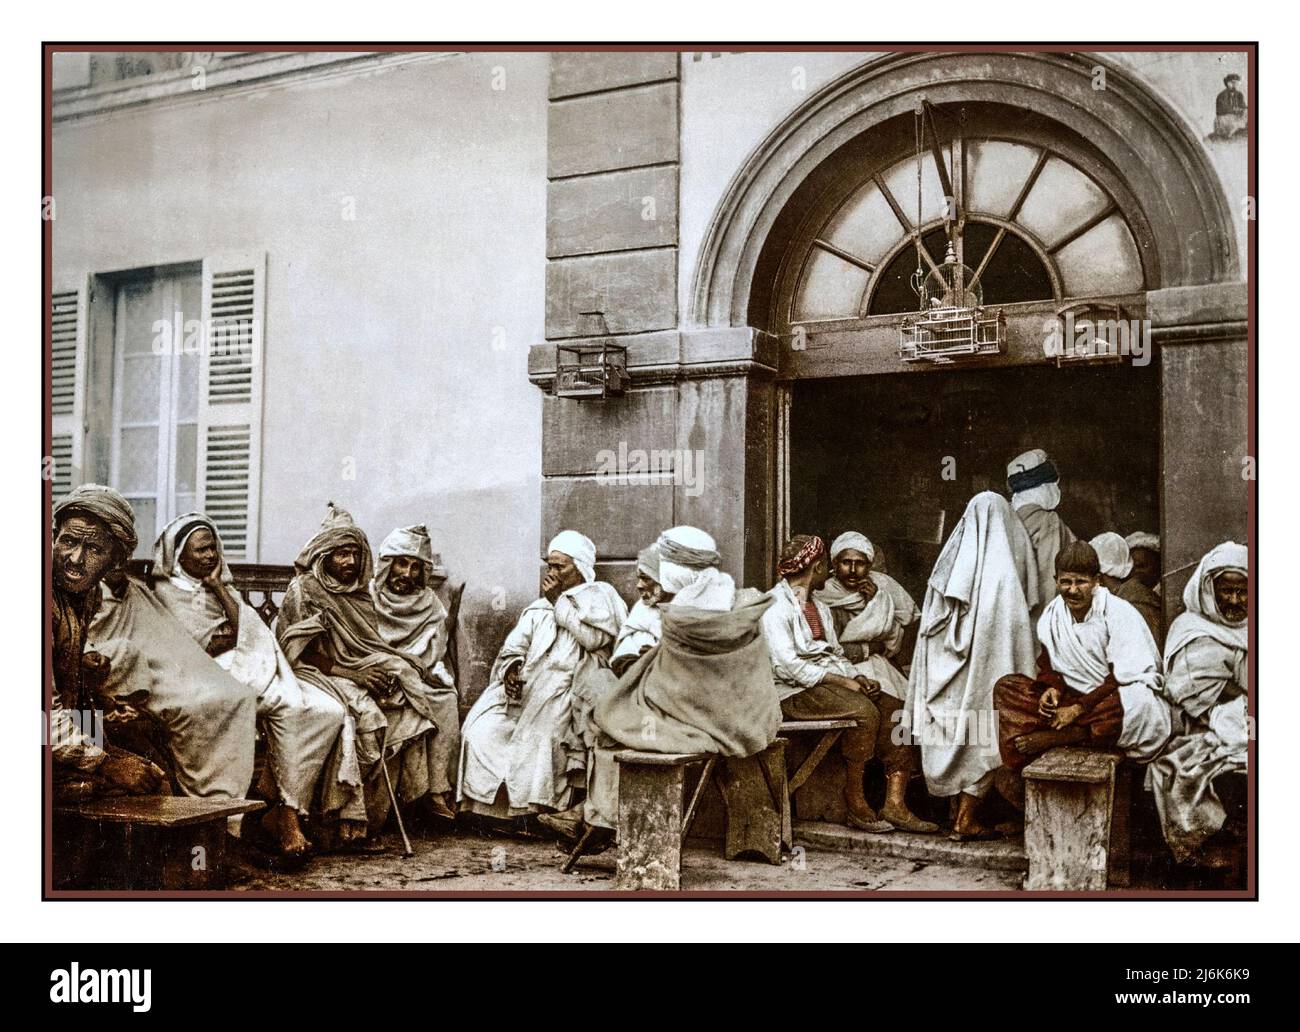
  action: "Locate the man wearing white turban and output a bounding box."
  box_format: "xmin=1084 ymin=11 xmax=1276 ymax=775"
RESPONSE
xmin=1090 ymin=531 xmax=1163 ymax=647
xmin=1007 ymin=448 xmax=1076 ymax=623
xmin=458 ymin=530 xmax=627 ymax=819
xmin=1148 ymin=542 xmax=1249 ymax=866
xmin=1125 ymin=531 xmax=1162 ymax=595
xmin=370 ymin=524 xmax=462 ymax=820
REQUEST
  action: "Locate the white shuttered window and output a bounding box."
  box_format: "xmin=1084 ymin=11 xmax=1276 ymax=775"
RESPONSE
xmin=55 ymin=252 xmax=266 ymax=559
xmin=50 ymin=284 xmax=87 ymax=501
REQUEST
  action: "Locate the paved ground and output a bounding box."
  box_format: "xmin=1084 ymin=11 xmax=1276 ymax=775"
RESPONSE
xmin=232 ymin=824 xmax=1026 ymax=894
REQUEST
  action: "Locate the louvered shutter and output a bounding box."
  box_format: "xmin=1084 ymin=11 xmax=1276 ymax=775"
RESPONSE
xmin=50 ymin=282 xmax=87 ymax=502
xmin=197 ymin=252 xmax=265 ymax=560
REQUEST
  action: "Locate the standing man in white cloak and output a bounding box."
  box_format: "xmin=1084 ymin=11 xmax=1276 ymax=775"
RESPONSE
xmin=1007 ymin=448 xmax=1075 ymax=622
xmin=1148 ymin=542 xmax=1249 ymax=867
xmin=906 ymin=491 xmax=1040 ymax=840
xmin=458 ymin=531 xmax=626 ymax=819
xmin=370 ymin=524 xmax=461 ymax=820
xmin=152 ymin=513 xmax=346 ymax=858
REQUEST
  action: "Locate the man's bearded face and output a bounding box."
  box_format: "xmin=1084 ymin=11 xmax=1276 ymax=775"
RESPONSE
xmin=546 ymin=551 xmax=585 ymax=595
xmin=1213 ymin=571 xmax=1248 ymax=624
xmin=635 ymin=570 xmax=663 ymax=605
xmin=324 ymin=545 xmax=362 ymax=585
xmin=834 ymin=549 xmax=872 ymax=591
xmin=388 ymin=554 xmax=425 ymax=595
xmin=179 ymin=527 xmax=221 ymax=580
xmin=53 ymin=515 xmax=118 ymax=595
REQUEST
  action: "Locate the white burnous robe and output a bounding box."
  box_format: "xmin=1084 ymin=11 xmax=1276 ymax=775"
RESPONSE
xmin=459 ymin=533 xmax=626 ymax=816
xmin=1037 ymin=587 xmax=1172 ymax=761
xmin=1147 ymin=542 xmax=1249 ymax=861
xmin=151 ymin=513 xmax=346 ymax=817
xmin=816 ymin=531 xmax=918 ymax=702
xmin=906 ymin=491 xmax=1040 ymax=798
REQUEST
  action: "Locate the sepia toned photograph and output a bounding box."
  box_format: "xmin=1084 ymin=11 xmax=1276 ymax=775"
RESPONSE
xmin=43 ymin=43 xmax=1254 ymax=902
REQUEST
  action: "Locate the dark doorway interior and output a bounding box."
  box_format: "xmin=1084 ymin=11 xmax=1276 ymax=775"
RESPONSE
xmin=789 ymin=361 xmax=1160 ymax=603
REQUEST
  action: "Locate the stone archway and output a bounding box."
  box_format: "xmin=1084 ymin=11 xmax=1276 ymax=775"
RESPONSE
xmin=690 ymin=51 xmax=1239 ymax=331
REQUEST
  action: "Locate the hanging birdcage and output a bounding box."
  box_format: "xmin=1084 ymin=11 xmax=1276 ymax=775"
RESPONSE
xmin=897 ymin=103 xmax=1005 ymax=364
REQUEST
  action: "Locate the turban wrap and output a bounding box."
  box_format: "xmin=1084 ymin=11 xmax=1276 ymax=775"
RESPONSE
xmin=53 ymin=483 xmax=139 ymax=560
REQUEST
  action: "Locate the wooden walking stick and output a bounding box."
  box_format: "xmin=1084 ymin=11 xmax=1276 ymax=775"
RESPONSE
xmin=379 ymin=728 xmax=414 ymax=858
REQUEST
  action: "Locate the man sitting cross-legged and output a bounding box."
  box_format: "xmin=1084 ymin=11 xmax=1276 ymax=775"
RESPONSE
xmin=764 ymin=534 xmax=936 ymax=834
xmin=369 ymin=524 xmax=462 ymax=821
xmin=458 ymin=531 xmax=626 ymax=821
xmin=993 ymin=541 xmax=1171 ymax=771
xmin=152 ymin=512 xmax=346 ymax=858
xmin=277 ymin=504 xmax=449 ymax=848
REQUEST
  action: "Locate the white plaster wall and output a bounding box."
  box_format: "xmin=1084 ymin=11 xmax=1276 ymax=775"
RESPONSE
xmin=52 ymin=51 xmax=550 ymax=694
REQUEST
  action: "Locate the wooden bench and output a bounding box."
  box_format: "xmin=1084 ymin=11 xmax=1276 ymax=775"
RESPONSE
xmin=54 ymin=796 xmax=265 ymax=890
xmin=779 ymin=719 xmax=857 ymax=823
xmin=1023 ymin=746 xmax=1131 ymax=890
xmin=608 ymin=742 xmax=790 ymax=890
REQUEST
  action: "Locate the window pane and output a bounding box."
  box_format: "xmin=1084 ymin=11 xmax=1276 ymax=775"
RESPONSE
xmin=126 ymin=497 xmax=156 ymax=558
xmin=174 ymin=422 xmax=198 ymax=496
xmin=120 ymin=354 xmax=161 ymax=424
xmin=118 ymin=425 xmax=159 ymax=493
xmin=793 ymin=248 xmax=871 ymax=321
xmin=821 ymin=182 xmax=908 ymax=266
xmin=176 ymin=349 xmax=200 ymax=422
xmin=965 ymin=141 xmax=1041 ymax=218
xmin=879 ymin=148 xmax=952 ymax=229
xmin=1016 ymin=157 xmax=1110 ymax=250
xmin=120 ymin=280 xmax=162 ymax=355
xmin=1057 ymin=215 xmax=1144 ymax=297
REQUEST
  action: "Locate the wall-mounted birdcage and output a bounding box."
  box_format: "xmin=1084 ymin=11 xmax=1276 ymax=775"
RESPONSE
xmin=898 ymin=251 xmax=1005 ymax=364
xmin=554 ymin=312 xmax=630 ymax=399
xmin=1043 ymin=302 xmax=1130 ymax=368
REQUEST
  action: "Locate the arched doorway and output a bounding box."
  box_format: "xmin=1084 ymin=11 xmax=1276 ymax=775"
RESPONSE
xmin=689 ymin=52 xmax=1243 ymax=600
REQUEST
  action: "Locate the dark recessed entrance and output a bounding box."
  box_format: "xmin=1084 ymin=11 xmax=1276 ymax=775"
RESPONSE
xmin=788 ymin=360 xmax=1161 ymax=603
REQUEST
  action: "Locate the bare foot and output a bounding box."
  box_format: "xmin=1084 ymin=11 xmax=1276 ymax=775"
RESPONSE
xmin=338 ymin=819 xmax=367 ymax=845
xmin=270 ymin=805 xmax=312 ymax=857
xmin=1014 ymin=730 xmax=1062 ymax=755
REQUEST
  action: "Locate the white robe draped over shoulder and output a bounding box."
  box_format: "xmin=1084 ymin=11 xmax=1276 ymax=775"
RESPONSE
xmin=458 ymin=581 xmax=625 ymax=815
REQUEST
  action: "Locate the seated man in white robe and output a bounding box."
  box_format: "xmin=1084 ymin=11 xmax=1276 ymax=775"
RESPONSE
xmin=370 ymin=524 xmax=461 ymax=820
xmin=1148 ymin=542 xmax=1249 ymax=867
xmin=993 ymin=540 xmax=1171 ymax=774
xmin=816 ymin=531 xmax=918 ymax=682
xmin=458 ymin=531 xmax=626 ymax=821
xmin=766 ymin=535 xmax=936 ymax=833
xmin=906 ymin=492 xmax=1040 ymax=840
xmin=152 ymin=513 xmax=346 ymax=858
xmin=545 ymin=526 xmax=772 ymax=846
xmin=1007 ymin=448 xmax=1075 ymax=622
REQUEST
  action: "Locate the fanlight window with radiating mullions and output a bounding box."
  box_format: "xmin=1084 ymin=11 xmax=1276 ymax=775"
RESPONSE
xmin=791 ymin=140 xmax=1145 ymax=324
